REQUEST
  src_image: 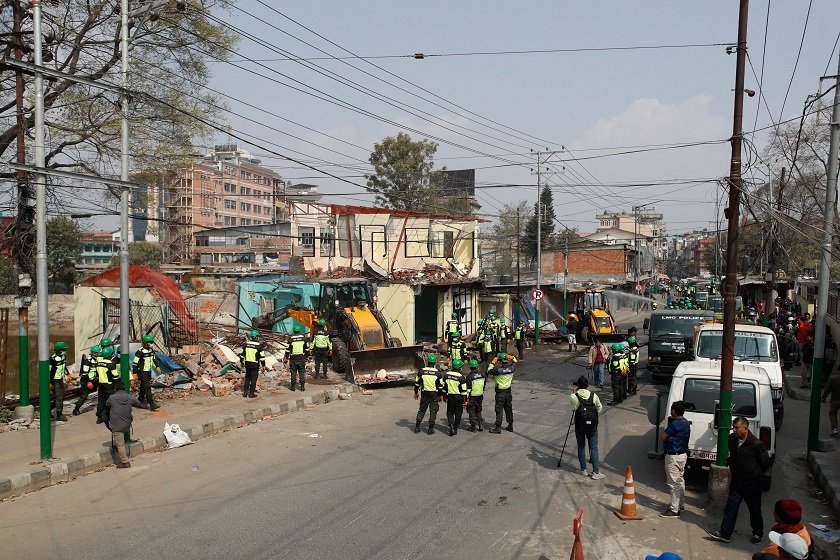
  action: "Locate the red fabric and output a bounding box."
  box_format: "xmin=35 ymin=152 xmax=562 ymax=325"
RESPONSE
xmin=595 ymin=347 xmax=605 ymax=363
xmin=797 ymin=321 xmax=813 ymax=344
xmin=80 ymin=265 xmax=196 ymax=332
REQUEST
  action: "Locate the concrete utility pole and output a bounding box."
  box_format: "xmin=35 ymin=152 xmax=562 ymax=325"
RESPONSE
xmin=563 ymin=235 xmax=569 ymax=324
xmin=763 ymin=167 xmax=785 ymax=326
xmin=32 ymin=0 xmax=51 ymax=459
xmin=119 ymin=0 xmax=131 ymax=396
xmin=711 ymin=0 xmax=749 ymax=502
xmin=808 ymin=52 xmax=840 ymax=455
xmin=515 ymin=207 xmax=521 ymax=324
xmin=535 ymin=152 xmax=542 ymax=345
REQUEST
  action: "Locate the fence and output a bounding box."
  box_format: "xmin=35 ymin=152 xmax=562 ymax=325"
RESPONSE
xmin=797 ymin=283 xmax=840 ymax=321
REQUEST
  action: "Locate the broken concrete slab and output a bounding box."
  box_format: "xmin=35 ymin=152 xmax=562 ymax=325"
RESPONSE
xmin=212 ymin=344 xmax=239 ymax=366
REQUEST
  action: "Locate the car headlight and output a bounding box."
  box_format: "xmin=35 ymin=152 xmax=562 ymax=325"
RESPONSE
xmin=648 ymin=356 xmax=660 ymax=363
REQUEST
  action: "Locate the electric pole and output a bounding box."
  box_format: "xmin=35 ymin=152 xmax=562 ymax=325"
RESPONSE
xmin=716 ymin=0 xmax=749 ymax=472
xmin=516 ymin=207 xmax=521 ymax=324
xmin=763 ymin=167 xmax=785 ymax=326
xmin=808 ymin=52 xmax=840 ymax=455
xmin=535 ymin=152 xmax=542 ymax=345
xmin=563 ymin=234 xmax=569 ymax=323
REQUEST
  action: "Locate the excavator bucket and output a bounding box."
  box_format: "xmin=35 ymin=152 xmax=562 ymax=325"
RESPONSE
xmin=594 ymin=332 xmax=626 ymax=345
xmin=348 ymin=345 xmax=424 ymax=386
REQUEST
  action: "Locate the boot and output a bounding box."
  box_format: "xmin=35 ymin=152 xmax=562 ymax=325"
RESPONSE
xmin=248 ymin=392 xmax=257 ymax=398
xmin=489 ymin=426 xmax=502 ymax=434
xmin=415 ymin=421 xmax=422 ymax=433
xmin=290 ymin=385 xmax=297 ymax=391
xmin=466 ymin=424 xmax=476 ymax=432
xmin=449 ymin=426 xmax=455 ymax=437
xmin=428 ymin=423 xmax=435 ymax=435
xmin=56 ymin=414 xmax=68 ymax=422
xmin=300 ymin=384 xmax=306 ymax=392
xmin=505 ymin=424 xmax=513 ymax=432
xmin=477 ymin=421 xmax=484 ymax=432
xmin=243 ymin=391 xmax=249 ymax=397
xmin=149 ymin=403 xmax=160 ymax=411
xmin=72 ymin=407 xmax=81 ymax=416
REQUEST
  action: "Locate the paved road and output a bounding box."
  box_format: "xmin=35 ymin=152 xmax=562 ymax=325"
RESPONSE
xmin=0 ymin=320 xmax=832 ymax=560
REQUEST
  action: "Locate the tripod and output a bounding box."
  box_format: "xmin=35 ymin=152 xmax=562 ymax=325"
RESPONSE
xmin=557 ymin=412 xmax=575 ymax=468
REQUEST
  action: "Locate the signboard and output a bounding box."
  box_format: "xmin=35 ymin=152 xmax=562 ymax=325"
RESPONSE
xmin=532 ymin=289 xmax=544 ymax=301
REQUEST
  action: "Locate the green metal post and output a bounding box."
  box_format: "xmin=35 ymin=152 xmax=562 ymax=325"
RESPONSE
xmin=121 ymin=351 xmax=131 ymax=444
xmin=808 ymin=359 xmax=824 ymax=453
xmin=715 ymin=390 xmax=733 ymax=467
xmin=534 ymin=305 xmax=540 ymax=345
xmin=38 ymin=358 xmax=51 ymax=458
xmin=18 ymin=311 xmax=29 ymax=405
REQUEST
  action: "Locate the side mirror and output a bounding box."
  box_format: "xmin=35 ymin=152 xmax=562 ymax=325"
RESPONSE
xmin=643 ymin=318 xmax=650 ymax=333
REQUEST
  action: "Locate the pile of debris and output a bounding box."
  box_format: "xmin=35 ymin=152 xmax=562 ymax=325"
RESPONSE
xmin=0 ymin=418 xmax=41 ymax=433
xmin=391 ymin=263 xmax=468 ymax=284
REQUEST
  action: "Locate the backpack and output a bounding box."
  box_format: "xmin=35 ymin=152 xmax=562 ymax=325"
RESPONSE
xmin=575 ymin=391 xmax=599 ymax=433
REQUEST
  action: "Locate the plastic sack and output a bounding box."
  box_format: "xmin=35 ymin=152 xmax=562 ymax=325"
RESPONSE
xmin=163 ymin=422 xmax=193 ymax=448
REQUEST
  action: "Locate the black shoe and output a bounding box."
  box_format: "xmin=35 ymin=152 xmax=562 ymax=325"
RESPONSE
xmin=607 ymin=401 xmax=618 ymax=406
xmin=477 ymin=424 xmax=484 ymax=432
xmin=427 ymin=427 xmax=435 ymax=435
xmin=56 ymin=415 xmax=68 ymax=422
xmin=248 ymin=393 xmax=257 ymax=398
xmin=466 ymin=425 xmax=476 ymax=432
xmin=243 ymin=392 xmax=248 ymax=397
xmin=489 ymin=427 xmax=501 ymax=434
xmin=72 ymin=408 xmax=81 ymax=416
xmin=659 ymin=509 xmax=680 ymax=518
xmin=300 ymin=385 xmax=305 ymax=392
xmin=505 ymin=424 xmax=513 ymax=432
xmin=415 ymin=424 xmax=421 ymax=433
xmin=707 ymin=530 xmax=730 ymax=543
xmin=149 ymin=404 xmax=160 ymax=411
xmin=290 ymin=385 xmax=296 ymax=392
xmin=449 ymin=428 xmax=455 ymax=437
xmin=751 ymin=534 xmax=763 ymax=545
xmin=96 ymin=418 xmax=104 ymax=424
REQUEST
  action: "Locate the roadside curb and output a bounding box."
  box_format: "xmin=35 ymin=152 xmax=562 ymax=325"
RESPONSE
xmin=809 ymin=450 xmax=840 ymax=522
xmin=0 ymin=383 xmax=357 ymax=501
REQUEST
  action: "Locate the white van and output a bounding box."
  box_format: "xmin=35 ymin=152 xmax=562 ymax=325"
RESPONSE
xmin=665 ymin=361 xmax=775 ymax=489
xmin=693 ymin=323 xmax=785 ymax=430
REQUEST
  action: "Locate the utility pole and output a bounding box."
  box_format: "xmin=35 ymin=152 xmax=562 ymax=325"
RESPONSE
xmin=535 ymin=152 xmax=542 ymax=345
xmin=715 ymin=0 xmax=749 ymax=477
xmin=119 ymin=0 xmax=131 ymax=401
xmin=808 ymin=52 xmax=840 ymax=455
xmin=515 ymin=207 xmax=521 ymax=324
xmin=763 ymin=167 xmax=785 ymax=326
xmin=33 ymin=0 xmax=51 ymax=459
xmin=563 ymin=234 xmax=569 ymax=323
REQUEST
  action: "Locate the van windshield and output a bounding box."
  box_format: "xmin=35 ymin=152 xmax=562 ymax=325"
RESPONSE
xmin=696 ymin=332 xmax=778 ymax=363
xmin=650 ymin=316 xmax=704 ymax=340
xmin=683 ymin=379 xmax=757 ymax=416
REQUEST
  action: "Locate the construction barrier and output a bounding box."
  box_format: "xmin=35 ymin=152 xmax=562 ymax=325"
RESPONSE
xmin=614 ymin=465 xmax=644 ymax=520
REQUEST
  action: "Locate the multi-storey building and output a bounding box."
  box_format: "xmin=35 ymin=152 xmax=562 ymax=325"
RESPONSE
xmin=77 ymin=230 xmax=119 ymax=269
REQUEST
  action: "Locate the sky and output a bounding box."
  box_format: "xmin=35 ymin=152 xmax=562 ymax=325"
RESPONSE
xmin=193 ymin=0 xmax=838 ymax=238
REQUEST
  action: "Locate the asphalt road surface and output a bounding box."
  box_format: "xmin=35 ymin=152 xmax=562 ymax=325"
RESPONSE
xmin=0 ymin=322 xmax=831 ymax=560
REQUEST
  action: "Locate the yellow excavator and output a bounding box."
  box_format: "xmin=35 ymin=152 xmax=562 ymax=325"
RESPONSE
xmin=574 ymin=289 xmax=624 ymax=345
xmin=286 ymin=278 xmax=423 ymax=385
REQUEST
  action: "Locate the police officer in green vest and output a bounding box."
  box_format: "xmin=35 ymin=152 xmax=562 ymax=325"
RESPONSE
xmin=465 ymin=358 xmax=486 ymax=432
xmin=73 ymin=345 xmax=100 ymax=416
xmin=240 ymin=330 xmax=266 ymax=397
xmin=478 ymin=328 xmax=495 ymax=364
xmin=449 ymin=331 xmax=466 ymax=363
xmin=311 ymin=319 xmax=332 ymax=379
xmin=284 ymin=325 xmax=308 ymax=392
xmin=443 ymin=359 xmax=468 ymax=436
xmin=445 ymin=311 xmax=460 ymax=353
xmin=627 ymin=330 xmax=641 ymax=397
xmin=488 ymin=352 xmax=518 ymax=433
xmin=50 ymin=341 xmax=70 ymax=421
xmin=514 ymin=320 xmax=526 ymax=360
xmin=96 ymin=346 xmax=119 ymax=424
xmin=607 ymin=342 xmax=629 ymax=406
xmin=498 ymin=318 xmax=511 ymax=354
xmin=133 ymin=334 xmax=160 ymax=411
xmin=414 ymin=354 xmax=444 ymax=434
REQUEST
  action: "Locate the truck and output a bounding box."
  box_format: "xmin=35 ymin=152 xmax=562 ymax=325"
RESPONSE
xmin=645 ymin=309 xmax=714 ymax=383
xmin=665 ymin=361 xmax=776 ymax=489
xmin=572 ymin=288 xmax=624 ymax=345
xmin=692 ymin=323 xmax=785 ymax=430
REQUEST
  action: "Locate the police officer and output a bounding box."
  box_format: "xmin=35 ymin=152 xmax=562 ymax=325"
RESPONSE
xmin=567 ymin=314 xmax=579 ymax=352
xmin=73 ymin=345 xmax=100 ymax=416
xmin=488 ymin=352 xmax=517 ymax=433
xmin=100 ymin=337 xmax=119 ymax=366
xmin=607 ymin=342 xmax=629 ymax=406
xmin=626 ymin=332 xmax=640 ymax=397
xmin=514 ymin=320 xmax=526 ymax=360
xmin=414 ymin=354 xmax=444 ymax=434
xmin=284 ymin=325 xmax=308 ymax=391
xmin=478 ymin=328 xmax=494 ymax=364
xmin=96 ymin=346 xmax=119 ymax=424
xmin=133 ymin=334 xmax=160 ymax=411
xmin=311 ymin=319 xmax=332 ymax=379
xmin=498 ymin=318 xmax=511 ymax=354
xmin=50 ymin=341 xmax=70 ymax=421
xmin=465 ymin=358 xmax=486 ymax=432
xmin=445 ymin=311 xmax=459 ymax=353
xmin=449 ymin=331 xmax=466 ymax=363
xmin=443 ymin=359 xmax=467 ymax=436
xmin=241 ymin=330 xmax=266 ymax=398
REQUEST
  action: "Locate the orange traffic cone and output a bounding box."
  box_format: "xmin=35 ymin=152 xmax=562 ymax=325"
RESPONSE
xmin=614 ymin=465 xmax=643 ymax=520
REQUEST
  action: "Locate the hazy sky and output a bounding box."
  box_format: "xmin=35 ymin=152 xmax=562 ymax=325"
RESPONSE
xmin=197 ymin=1 xmax=838 ymax=238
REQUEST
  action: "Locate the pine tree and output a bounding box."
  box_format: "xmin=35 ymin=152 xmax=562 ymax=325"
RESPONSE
xmin=522 ymin=185 xmax=556 ymax=262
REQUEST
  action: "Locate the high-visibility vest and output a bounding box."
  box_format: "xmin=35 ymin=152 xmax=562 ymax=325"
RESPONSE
xmin=80 ymin=355 xmax=96 ymax=380
xmin=466 ymin=370 xmax=486 ymax=396
xmin=628 ymin=346 xmax=640 ymax=365
xmin=415 ymin=367 xmax=441 ymax=393
xmin=50 ymin=352 xmax=67 ymax=380
xmin=443 ymin=371 xmax=467 ymax=396
xmin=133 ymin=347 xmax=155 ymax=373
xmin=514 ymin=326 xmax=524 ymax=340
xmin=480 ymin=335 xmax=493 ymax=353
xmin=609 ymin=353 xmax=629 ymax=375
xmin=242 ymin=340 xmax=264 ymax=365
xmin=491 ymin=363 xmax=515 ymax=390
xmin=96 ymin=356 xmax=116 ymax=384
xmin=312 ymin=329 xmax=332 ymax=350
xmin=450 ymin=341 xmax=465 ymax=361
xmin=446 ymin=320 xmax=459 ymax=335
xmin=286 ymin=334 xmax=307 ymax=359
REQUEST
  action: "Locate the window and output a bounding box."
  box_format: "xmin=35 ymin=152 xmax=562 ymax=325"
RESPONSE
xmin=299 ymin=226 xmax=315 ymax=257
xmin=405 ymin=228 xmax=430 ymax=257
xmin=224 ymin=199 xmax=235 ymax=209
xmin=452 ymin=286 xmax=473 ymax=336
xmin=683 ymin=379 xmax=757 ymax=417
xmin=224 ymin=216 xmax=233 ymax=226
xmin=320 ymin=228 xmax=335 ymax=257
xmin=246 ymin=203 xmax=251 ymax=212
xmin=429 ymin=230 xmax=454 ymax=258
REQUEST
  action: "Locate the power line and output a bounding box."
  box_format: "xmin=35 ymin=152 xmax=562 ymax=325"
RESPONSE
xmin=777 ymin=0 xmax=813 ymax=123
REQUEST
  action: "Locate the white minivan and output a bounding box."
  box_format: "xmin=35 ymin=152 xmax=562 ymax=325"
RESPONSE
xmin=693 ymin=323 xmax=785 ymax=430
xmin=665 ymin=361 xmax=776 ymax=489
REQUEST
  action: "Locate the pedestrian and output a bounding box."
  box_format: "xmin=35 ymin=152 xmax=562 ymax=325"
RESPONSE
xmin=607 ymin=342 xmax=629 ymax=406
xmin=796 ymin=313 xmax=813 ymax=363
xmin=588 ymin=337 xmax=610 ymax=388
xmin=708 ymin=416 xmax=772 ymax=544
xmin=132 ymin=334 xmax=160 ymax=411
xmin=449 ymin=331 xmax=466 ymax=363
xmin=498 ymin=318 xmax=511 ymax=354
xmin=514 ymin=320 xmax=526 ymax=360
xmin=283 ymin=325 xmax=307 ymax=392
xmin=241 ymin=329 xmax=267 ymax=397
xmin=659 ymin=400 xmax=690 ymax=518
xmin=104 ymin=380 xmax=149 ymax=469
xmin=752 ymin=499 xmax=812 ymax=559
xmin=753 ymin=532 xmax=810 ymax=560
xmin=445 ymin=311 xmax=459 ymax=354
xmin=570 ymin=375 xmax=605 ymax=480
xmin=566 ymin=314 xmax=579 ymax=352
xmin=478 ymin=328 xmax=494 ymax=364
xmin=95 ymin=346 xmax=119 ymax=424
xmin=820 ymin=368 xmax=840 ymax=437
xmin=443 ymin=359 xmax=467 ymax=436
xmin=627 ymin=328 xmax=640 ymax=396
xmin=465 ymin=358 xmax=486 ymax=432
xmin=73 ymin=345 xmax=100 ymax=416
xmin=310 ymin=319 xmax=332 ymax=379
xmin=414 ymin=354 xmax=443 ymax=434
xmin=801 ymin=336 xmax=814 ymax=389
xmin=487 ymin=352 xmax=517 ymax=434
xmin=49 ymin=341 xmax=70 ymax=421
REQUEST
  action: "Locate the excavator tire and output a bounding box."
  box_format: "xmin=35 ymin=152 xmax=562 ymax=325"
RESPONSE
xmin=332 ymin=339 xmax=351 ymax=374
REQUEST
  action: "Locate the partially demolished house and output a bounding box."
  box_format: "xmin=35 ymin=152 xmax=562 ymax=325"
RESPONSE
xmin=236 ymin=203 xmax=483 ymax=344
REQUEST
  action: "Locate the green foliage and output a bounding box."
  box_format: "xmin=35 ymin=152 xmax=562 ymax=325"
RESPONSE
xmin=111 ymin=242 xmax=163 ymax=270
xmin=522 ymin=185 xmax=557 ymax=261
xmin=366 ymin=133 xmax=446 ymax=211
xmin=47 ymin=216 xmax=82 ymax=288
xmin=0 ymin=256 xmax=18 ymax=295
xmin=487 ymin=201 xmax=531 ymax=276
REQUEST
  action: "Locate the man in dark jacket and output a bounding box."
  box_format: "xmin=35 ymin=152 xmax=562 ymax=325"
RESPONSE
xmin=708 ymin=417 xmax=772 ymax=544
xmin=104 ymin=381 xmax=149 ymax=468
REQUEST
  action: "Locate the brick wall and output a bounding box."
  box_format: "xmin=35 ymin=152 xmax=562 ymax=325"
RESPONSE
xmin=541 ymin=247 xmax=628 ymax=276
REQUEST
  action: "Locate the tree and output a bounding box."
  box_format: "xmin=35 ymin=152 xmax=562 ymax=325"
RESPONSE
xmin=486 ymin=201 xmax=531 ymax=276
xmin=0 ymin=1 xmax=238 ymax=181
xmin=111 ymin=242 xmax=163 ymax=270
xmin=366 ymin=133 xmax=446 ymax=211
xmin=0 ymin=256 xmax=18 ymax=295
xmin=47 ymin=216 xmax=82 ymax=290
xmin=522 ymin=185 xmax=557 ymax=262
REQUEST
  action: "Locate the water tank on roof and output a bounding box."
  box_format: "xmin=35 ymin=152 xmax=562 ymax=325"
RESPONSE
xmin=499 ymin=274 xmax=514 ymax=285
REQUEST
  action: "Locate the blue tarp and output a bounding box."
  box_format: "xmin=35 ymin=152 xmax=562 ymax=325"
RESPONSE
xmin=156 ymin=351 xmax=185 ymax=374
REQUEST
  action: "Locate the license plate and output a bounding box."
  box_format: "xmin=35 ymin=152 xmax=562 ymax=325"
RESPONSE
xmin=690 ymin=450 xmax=717 ymax=461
